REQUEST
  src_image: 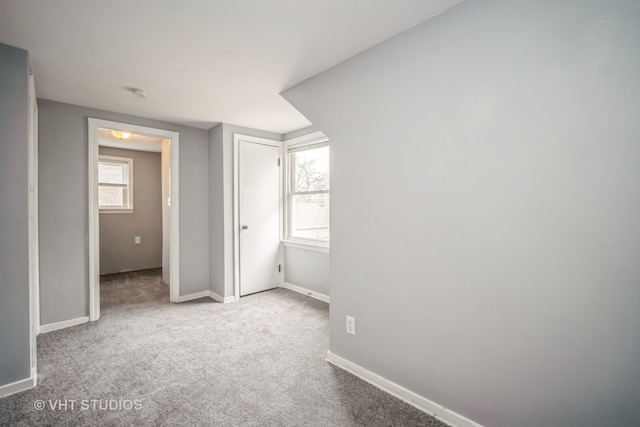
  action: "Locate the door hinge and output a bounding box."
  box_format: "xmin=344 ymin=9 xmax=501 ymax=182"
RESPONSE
xmin=278 ymin=264 xmax=281 ymax=273
xmin=278 ymin=158 xmax=281 ymax=167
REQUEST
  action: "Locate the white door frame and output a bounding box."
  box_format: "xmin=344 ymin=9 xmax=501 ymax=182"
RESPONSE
xmin=88 ymin=118 xmax=180 ymax=321
xmin=28 ymin=74 xmax=39 ymax=382
xmin=233 ymin=134 xmax=283 ymax=300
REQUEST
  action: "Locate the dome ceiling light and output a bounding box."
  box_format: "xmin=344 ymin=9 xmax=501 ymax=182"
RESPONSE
xmin=111 ymin=130 xmax=132 ymax=140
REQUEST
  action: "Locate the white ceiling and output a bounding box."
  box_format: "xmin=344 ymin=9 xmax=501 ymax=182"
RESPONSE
xmin=0 ymin=0 xmax=461 ymax=134
xmin=99 ymin=129 xmax=163 ymax=153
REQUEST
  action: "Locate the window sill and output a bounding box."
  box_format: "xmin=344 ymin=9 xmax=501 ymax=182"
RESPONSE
xmin=282 ymin=240 xmax=330 ymax=253
xmin=99 ymin=209 xmax=133 ymax=214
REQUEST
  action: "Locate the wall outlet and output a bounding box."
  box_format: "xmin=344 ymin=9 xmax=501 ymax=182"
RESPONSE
xmin=135 ymin=236 xmax=141 ymax=244
xmin=346 ymin=316 xmax=356 ymax=335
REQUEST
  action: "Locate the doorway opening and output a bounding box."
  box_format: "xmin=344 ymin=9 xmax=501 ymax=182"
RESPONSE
xmin=88 ymin=119 xmax=180 ymax=321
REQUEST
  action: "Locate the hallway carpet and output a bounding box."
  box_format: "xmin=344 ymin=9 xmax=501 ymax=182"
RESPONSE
xmin=0 ymin=269 xmax=447 ymax=426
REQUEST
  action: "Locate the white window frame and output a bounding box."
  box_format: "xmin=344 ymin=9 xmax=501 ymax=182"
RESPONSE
xmin=283 ymin=131 xmax=330 ymax=252
xmin=98 ymin=155 xmax=134 ymax=213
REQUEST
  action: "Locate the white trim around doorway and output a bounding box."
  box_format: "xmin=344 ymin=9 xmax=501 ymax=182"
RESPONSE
xmin=88 ymin=118 xmax=180 ymax=321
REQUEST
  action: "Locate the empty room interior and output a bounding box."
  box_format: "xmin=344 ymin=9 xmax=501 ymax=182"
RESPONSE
xmin=1 ymin=1 xmax=639 ymax=426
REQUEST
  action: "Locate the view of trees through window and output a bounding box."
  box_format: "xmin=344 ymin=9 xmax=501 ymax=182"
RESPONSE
xmin=289 ymin=144 xmax=329 ymax=243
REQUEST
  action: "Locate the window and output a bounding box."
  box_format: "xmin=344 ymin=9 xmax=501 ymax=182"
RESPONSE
xmin=98 ymin=155 xmax=133 ymax=212
xmin=287 ymin=140 xmax=329 ymax=245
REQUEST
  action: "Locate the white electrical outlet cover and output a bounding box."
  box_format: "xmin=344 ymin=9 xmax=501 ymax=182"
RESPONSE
xmin=346 ymin=316 xmax=356 ymax=335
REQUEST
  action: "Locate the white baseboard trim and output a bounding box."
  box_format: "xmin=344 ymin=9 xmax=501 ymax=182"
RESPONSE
xmin=209 ymin=290 xmax=236 ymax=304
xmin=281 ymin=282 xmax=330 ymax=303
xmin=0 ymin=374 xmax=36 ymax=398
xmin=176 ymin=290 xmax=234 ymax=304
xmin=326 ymin=352 xmax=483 ymax=427
xmin=176 ymin=290 xmax=210 ymax=302
xmin=39 ymin=316 xmax=89 ymax=334
xmin=102 ymin=266 xmax=162 ymax=275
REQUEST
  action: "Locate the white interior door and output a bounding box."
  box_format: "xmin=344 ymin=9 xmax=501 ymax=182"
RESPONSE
xmin=239 ymin=140 xmax=280 ymax=296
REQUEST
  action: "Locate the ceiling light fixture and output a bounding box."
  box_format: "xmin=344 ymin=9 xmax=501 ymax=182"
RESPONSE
xmin=111 ymin=130 xmax=132 ymax=140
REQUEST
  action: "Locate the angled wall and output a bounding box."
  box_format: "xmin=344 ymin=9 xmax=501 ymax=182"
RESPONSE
xmin=0 ymin=43 xmax=31 ymax=387
xmin=282 ymin=1 xmax=640 ymax=426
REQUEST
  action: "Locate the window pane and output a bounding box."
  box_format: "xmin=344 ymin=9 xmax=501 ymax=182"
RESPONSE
xmin=293 ymin=146 xmax=329 ymax=192
xmin=99 ymin=186 xmax=124 ymax=207
xmin=291 ymin=193 xmax=329 ymax=241
xmin=99 ymin=162 xmax=127 ymax=184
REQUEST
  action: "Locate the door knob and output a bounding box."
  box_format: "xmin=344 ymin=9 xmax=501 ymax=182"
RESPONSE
xmin=242 ymin=225 xmax=249 ymax=230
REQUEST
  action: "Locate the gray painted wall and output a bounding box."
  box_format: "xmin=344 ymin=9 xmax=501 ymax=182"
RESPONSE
xmin=0 ymin=43 xmax=31 ymax=387
xmin=208 ymin=123 xmax=282 ymax=298
xmin=282 ymin=1 xmax=640 ymax=426
xmin=98 ymin=147 xmax=162 ymax=275
xmin=208 ymin=124 xmax=225 ymax=297
xmin=284 ymin=247 xmax=330 ymax=296
xmin=38 ymin=99 xmax=210 ymax=325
